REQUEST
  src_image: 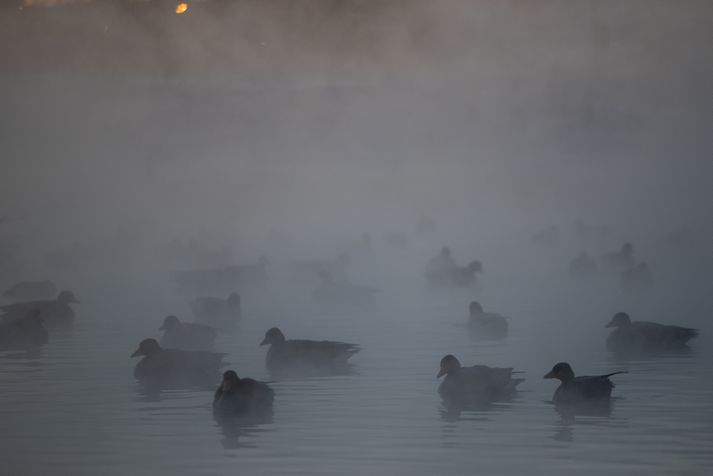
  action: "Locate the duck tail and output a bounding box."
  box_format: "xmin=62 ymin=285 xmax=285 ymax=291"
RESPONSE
xmin=601 ymin=370 xmax=627 ymax=378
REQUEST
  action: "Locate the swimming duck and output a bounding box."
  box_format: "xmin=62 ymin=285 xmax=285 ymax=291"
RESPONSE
xmin=190 ymin=292 xmax=241 ymax=324
xmin=0 ymin=290 xmax=78 ymax=329
xmin=0 ymin=310 xmax=48 ymax=350
xmin=606 ymin=312 xmax=697 ymax=353
xmin=544 ymin=362 xmax=625 ymax=404
xmin=467 ymin=301 xmax=508 ymax=338
xmin=213 ymin=370 xmax=274 ymax=416
xmin=260 ymin=327 xmax=360 ymax=377
xmin=601 ymin=242 xmax=635 ymax=271
xmin=437 ymin=354 xmax=523 ymax=405
xmin=131 ymin=338 xmax=224 ymax=384
xmin=159 ymin=315 xmax=216 ymax=351
xmin=2 ymin=280 xmax=57 ymax=301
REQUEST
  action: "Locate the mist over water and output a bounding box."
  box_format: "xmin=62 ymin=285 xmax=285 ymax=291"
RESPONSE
xmin=1 ymin=1 xmax=712 ymax=475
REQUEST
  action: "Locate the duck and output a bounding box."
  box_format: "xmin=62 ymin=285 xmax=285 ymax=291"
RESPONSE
xmin=159 ymin=315 xmax=216 ymax=351
xmin=544 ymin=362 xmax=625 ymax=404
xmin=605 ymin=312 xmax=697 ymax=353
xmin=259 ymin=327 xmax=360 ymax=377
xmin=467 ymin=301 xmax=508 ymax=338
xmin=437 ymin=354 xmax=523 ymax=405
xmin=601 ymin=242 xmax=635 ymax=271
xmin=0 ymin=290 xmax=78 ymax=329
xmin=190 ymin=292 xmax=241 ymax=324
xmin=130 ymin=338 xmax=224 ymax=384
xmin=0 ymin=310 xmax=48 ymax=350
xmin=2 ymin=280 xmax=57 ymax=301
xmin=213 ymin=370 xmax=274 ymax=416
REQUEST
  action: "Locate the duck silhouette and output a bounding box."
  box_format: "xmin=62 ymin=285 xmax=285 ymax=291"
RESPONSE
xmin=213 ymin=370 xmax=274 ymax=416
xmin=131 ymin=338 xmax=224 ymax=385
xmin=260 ymin=327 xmax=360 ymax=377
xmin=467 ymin=301 xmax=508 ymax=339
xmin=544 ymin=362 xmax=625 ymax=404
xmin=437 ymin=354 xmax=523 ymax=406
xmin=159 ymin=315 xmax=216 ymax=351
xmin=0 ymin=290 xmax=78 ymax=329
xmin=606 ymin=312 xmax=697 ymax=354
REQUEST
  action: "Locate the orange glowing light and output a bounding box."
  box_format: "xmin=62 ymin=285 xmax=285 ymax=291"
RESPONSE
xmin=175 ymin=3 xmax=188 ymax=14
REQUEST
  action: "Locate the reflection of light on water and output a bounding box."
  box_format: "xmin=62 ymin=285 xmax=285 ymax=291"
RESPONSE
xmin=175 ymin=2 xmax=188 ymax=14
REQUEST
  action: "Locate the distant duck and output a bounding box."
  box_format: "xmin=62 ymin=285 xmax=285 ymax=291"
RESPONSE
xmin=620 ymin=262 xmax=654 ymax=292
xmin=426 ymin=247 xmax=482 ymax=288
xmin=0 ymin=290 xmax=79 ymax=329
xmin=467 ymin=301 xmax=508 ymax=339
xmin=606 ymin=312 xmax=698 ymax=353
xmin=2 ymin=280 xmax=57 ymax=301
xmin=260 ymin=327 xmax=360 ymax=377
xmin=544 ymin=362 xmax=625 ymax=404
xmin=190 ymin=292 xmax=241 ymax=325
xmin=568 ymin=252 xmax=598 ymax=279
xmin=213 ymin=370 xmax=274 ymax=416
xmin=131 ymin=338 xmax=224 ymax=384
xmin=437 ymin=354 xmax=523 ymax=405
xmin=0 ymin=310 xmax=48 ymax=350
xmin=601 ymin=242 xmax=635 ymax=271
xmin=159 ymin=315 xmax=216 ymax=351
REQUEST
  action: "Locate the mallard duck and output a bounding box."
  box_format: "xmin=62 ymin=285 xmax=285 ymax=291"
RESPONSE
xmin=437 ymin=355 xmax=523 ymax=405
xmin=190 ymin=292 xmax=241 ymax=324
xmin=213 ymin=370 xmax=274 ymax=416
xmin=259 ymin=327 xmax=360 ymax=377
xmin=0 ymin=290 xmax=78 ymax=329
xmin=159 ymin=315 xmax=216 ymax=351
xmin=606 ymin=312 xmax=697 ymax=353
xmin=0 ymin=310 xmax=48 ymax=350
xmin=130 ymin=338 xmax=224 ymax=384
xmin=467 ymin=301 xmax=508 ymax=338
xmin=544 ymin=362 xmax=625 ymax=404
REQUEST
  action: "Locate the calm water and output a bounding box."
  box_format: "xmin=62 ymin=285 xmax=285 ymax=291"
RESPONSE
xmin=1 ymin=275 xmax=712 ymax=476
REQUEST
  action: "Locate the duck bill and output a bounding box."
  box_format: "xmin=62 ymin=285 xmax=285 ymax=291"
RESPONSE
xmin=605 ymin=321 xmax=616 ymax=328
xmin=259 ymin=338 xmax=269 ymax=346
xmin=436 ymin=369 xmax=446 ymax=378
xmin=130 ymin=349 xmax=142 ymax=358
xmin=543 ymin=371 xmax=556 ymax=379
xmin=159 ymin=323 xmax=166 ymax=330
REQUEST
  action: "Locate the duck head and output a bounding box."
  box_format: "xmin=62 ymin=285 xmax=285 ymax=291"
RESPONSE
xmin=159 ymin=315 xmax=181 ymax=331
xmin=469 ymin=301 xmax=483 ymax=316
xmin=437 ymin=354 xmax=462 ymax=378
xmin=227 ymin=292 xmax=241 ymax=307
xmin=260 ymin=327 xmax=285 ymax=346
xmin=57 ymin=291 xmax=79 ymax=304
xmin=220 ymin=370 xmax=240 ymax=393
xmin=544 ymin=362 xmax=575 ymax=382
xmin=131 ymin=338 xmax=162 ymax=358
xmin=606 ymin=312 xmax=631 ymax=328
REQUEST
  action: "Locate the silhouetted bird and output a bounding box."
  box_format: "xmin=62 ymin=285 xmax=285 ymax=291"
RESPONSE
xmin=131 ymin=338 xmax=224 ymax=384
xmin=437 ymin=354 xmax=523 ymax=405
xmin=260 ymin=327 xmax=360 ymax=377
xmin=159 ymin=315 xmax=216 ymax=351
xmin=190 ymin=292 xmax=241 ymax=325
xmin=601 ymin=242 xmax=635 ymax=271
xmin=0 ymin=290 xmax=79 ymax=329
xmin=606 ymin=312 xmax=697 ymax=354
xmin=467 ymin=301 xmax=508 ymax=339
xmin=213 ymin=370 xmax=274 ymax=416
xmin=544 ymin=362 xmax=625 ymax=404
xmin=2 ymin=280 xmax=56 ymax=301
xmin=0 ymin=310 xmax=48 ymax=350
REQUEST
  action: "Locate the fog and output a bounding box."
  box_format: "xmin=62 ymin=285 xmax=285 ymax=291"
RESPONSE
xmin=1 ymin=1 xmax=712 ymax=474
